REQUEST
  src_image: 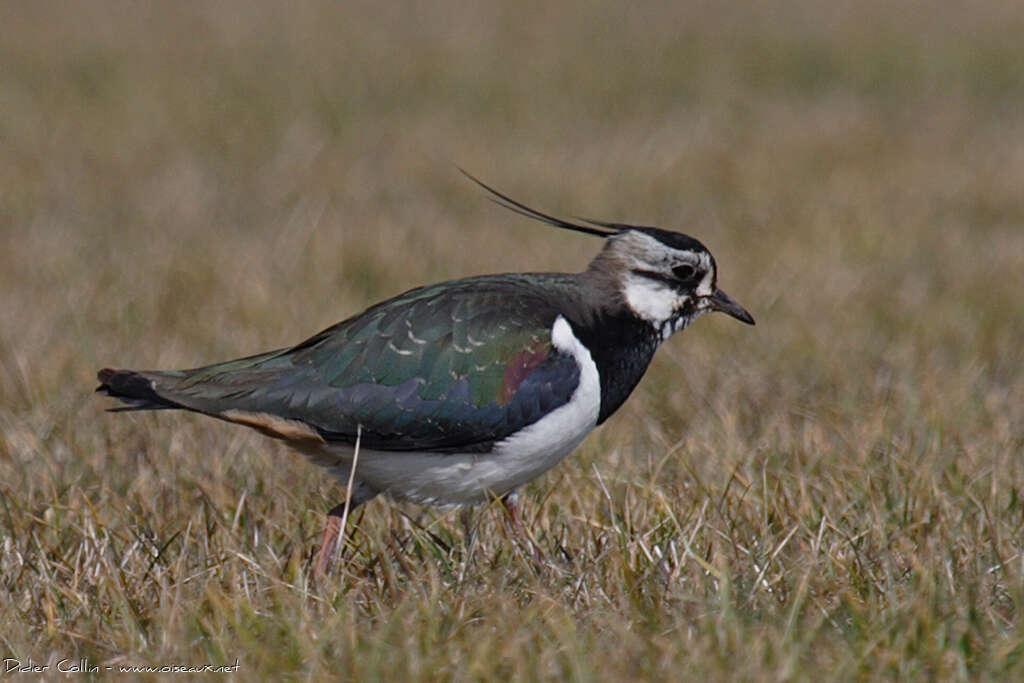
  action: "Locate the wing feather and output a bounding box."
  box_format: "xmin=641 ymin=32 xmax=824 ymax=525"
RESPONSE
xmin=110 ymin=274 xmax=586 ymax=453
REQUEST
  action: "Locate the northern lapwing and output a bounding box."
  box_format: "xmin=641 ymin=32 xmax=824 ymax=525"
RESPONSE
xmin=97 ymin=174 xmax=754 ymax=577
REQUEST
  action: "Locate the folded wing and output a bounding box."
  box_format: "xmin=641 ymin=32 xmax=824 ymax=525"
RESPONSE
xmin=98 ymin=275 xmax=583 ymax=453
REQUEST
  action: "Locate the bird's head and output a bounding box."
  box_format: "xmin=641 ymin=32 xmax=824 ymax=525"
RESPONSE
xmin=597 ymin=226 xmax=754 ymax=339
xmin=461 ymin=170 xmax=754 ymax=339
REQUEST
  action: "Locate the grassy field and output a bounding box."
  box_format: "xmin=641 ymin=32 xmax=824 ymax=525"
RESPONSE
xmin=2 ymin=1 xmax=1023 ymax=679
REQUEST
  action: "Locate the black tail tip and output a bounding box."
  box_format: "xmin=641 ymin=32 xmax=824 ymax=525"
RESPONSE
xmin=97 ymin=367 xmax=117 ymax=388
xmin=96 ymin=367 xmax=137 ymax=395
xmin=94 ymin=367 xmax=170 ymax=411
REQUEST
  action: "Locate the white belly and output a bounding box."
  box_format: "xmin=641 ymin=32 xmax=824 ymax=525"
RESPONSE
xmin=310 ymin=316 xmax=602 ymax=506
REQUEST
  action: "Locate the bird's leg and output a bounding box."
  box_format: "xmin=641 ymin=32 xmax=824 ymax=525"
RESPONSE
xmin=457 ymin=505 xmax=478 ymax=582
xmin=501 ymin=491 xmax=543 ymax=565
xmin=501 ymin=490 xmax=525 ymax=540
xmin=460 ymin=505 xmax=476 ymax=553
xmin=313 ymin=502 xmax=349 ymax=580
xmin=312 ymin=479 xmax=376 ymax=581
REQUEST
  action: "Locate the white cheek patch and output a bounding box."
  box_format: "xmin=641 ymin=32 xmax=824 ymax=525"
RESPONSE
xmin=623 ymin=273 xmax=685 ymax=324
xmin=696 ymin=271 xmax=714 ymax=297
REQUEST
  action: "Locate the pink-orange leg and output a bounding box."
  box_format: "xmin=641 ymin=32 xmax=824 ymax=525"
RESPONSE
xmin=313 ymin=502 xmax=348 ymax=581
xmin=312 ymin=481 xmax=376 ymax=581
xmin=501 ymin=491 xmax=542 ymax=565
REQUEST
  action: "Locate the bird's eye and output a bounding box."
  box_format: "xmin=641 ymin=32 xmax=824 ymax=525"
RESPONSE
xmin=672 ymin=264 xmax=697 ymax=281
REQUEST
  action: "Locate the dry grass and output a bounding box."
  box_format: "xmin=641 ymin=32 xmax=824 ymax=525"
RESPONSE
xmin=2 ymin=1 xmax=1023 ymax=679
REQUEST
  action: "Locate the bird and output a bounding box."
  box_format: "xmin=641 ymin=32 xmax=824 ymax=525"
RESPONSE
xmin=97 ymin=173 xmax=754 ymax=577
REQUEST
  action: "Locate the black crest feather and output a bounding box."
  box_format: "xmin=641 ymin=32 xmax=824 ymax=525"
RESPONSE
xmin=459 ymin=168 xmax=617 ymax=238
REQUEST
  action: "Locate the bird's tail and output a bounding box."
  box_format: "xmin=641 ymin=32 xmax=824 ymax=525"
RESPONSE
xmin=95 ymin=368 xmax=181 ymax=411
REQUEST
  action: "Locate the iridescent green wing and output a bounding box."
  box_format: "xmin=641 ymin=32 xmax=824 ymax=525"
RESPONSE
xmin=157 ymin=274 xmax=583 ymax=452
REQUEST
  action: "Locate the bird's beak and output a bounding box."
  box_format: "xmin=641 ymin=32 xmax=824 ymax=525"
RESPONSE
xmin=708 ymin=288 xmax=755 ymax=325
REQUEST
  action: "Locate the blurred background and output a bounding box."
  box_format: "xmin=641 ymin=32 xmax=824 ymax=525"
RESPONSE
xmin=4 ymin=0 xmax=1020 ymax=434
xmin=1 ymin=0 xmax=1022 ymax=677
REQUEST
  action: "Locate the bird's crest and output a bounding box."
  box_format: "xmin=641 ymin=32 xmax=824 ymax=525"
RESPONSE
xmin=460 ymin=168 xmax=651 ymax=239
